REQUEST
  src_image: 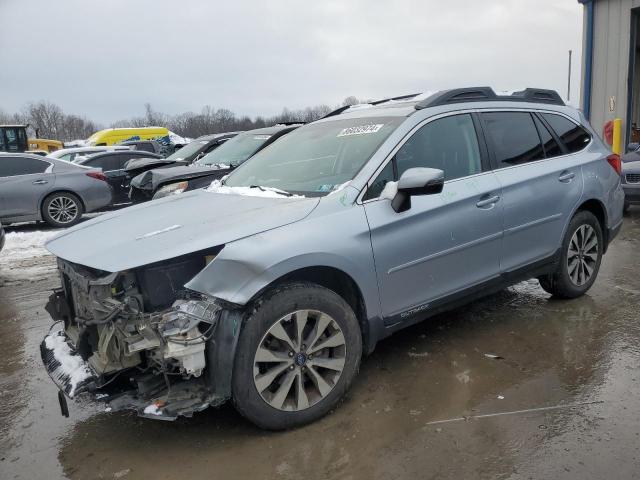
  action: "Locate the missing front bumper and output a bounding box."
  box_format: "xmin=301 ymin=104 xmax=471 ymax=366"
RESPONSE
xmin=40 ymin=330 xmax=227 ymax=421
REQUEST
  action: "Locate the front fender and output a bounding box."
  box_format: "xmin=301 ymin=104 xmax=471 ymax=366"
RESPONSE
xmin=185 ymin=199 xmax=381 ymax=322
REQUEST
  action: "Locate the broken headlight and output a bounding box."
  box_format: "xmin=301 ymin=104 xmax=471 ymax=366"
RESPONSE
xmin=153 ymin=181 xmax=189 ymax=199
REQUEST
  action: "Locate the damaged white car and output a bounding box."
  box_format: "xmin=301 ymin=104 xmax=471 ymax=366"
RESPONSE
xmin=41 ymin=88 xmax=623 ymax=429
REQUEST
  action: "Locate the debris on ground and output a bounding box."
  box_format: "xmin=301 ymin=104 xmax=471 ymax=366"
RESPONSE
xmin=484 ymin=353 xmax=504 ymax=360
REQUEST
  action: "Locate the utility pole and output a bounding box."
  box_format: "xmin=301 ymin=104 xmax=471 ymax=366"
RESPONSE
xmin=567 ymin=49 xmax=572 ymax=102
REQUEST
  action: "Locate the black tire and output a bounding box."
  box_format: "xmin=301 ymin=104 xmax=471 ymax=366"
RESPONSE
xmin=232 ymin=282 xmax=362 ymax=430
xmin=41 ymin=192 xmax=84 ymax=228
xmin=623 ymin=201 xmax=631 ymax=214
xmin=539 ymin=210 xmax=603 ymax=299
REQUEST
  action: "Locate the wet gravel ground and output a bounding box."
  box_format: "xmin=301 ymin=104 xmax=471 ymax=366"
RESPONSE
xmin=1 ymin=212 xmax=640 ymax=480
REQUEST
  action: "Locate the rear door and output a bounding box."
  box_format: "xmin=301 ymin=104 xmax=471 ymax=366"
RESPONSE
xmin=480 ymin=110 xmax=585 ymax=273
xmin=363 ymin=113 xmax=504 ymax=324
xmin=0 ymin=156 xmax=53 ymax=218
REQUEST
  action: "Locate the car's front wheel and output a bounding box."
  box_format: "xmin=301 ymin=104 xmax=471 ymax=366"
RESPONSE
xmin=232 ymin=282 xmax=362 ymax=430
xmin=42 ymin=192 xmax=83 ymax=228
xmin=539 ymin=210 xmax=603 ymax=298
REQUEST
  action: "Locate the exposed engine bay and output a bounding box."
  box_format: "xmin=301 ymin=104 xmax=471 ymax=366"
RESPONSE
xmin=41 ymin=247 xmax=239 ymax=420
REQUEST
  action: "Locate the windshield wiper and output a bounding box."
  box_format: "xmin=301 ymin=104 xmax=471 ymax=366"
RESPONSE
xmin=249 ymin=185 xmax=294 ymax=197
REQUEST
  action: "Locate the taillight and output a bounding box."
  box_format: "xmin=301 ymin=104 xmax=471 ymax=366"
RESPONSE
xmin=86 ymin=171 xmax=107 ymax=182
xmin=607 ymin=154 xmax=622 ymax=175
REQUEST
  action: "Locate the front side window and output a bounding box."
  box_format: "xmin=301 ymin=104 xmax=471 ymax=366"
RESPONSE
xmin=482 ymin=112 xmax=544 ymax=166
xmin=395 ymin=114 xmax=482 ymax=181
xmin=364 ymin=114 xmax=482 ymax=200
xmin=364 ymin=160 xmax=395 ymax=200
xmin=541 ymin=113 xmax=591 ymax=153
xmin=0 ymin=156 xmax=49 ymax=177
xmin=224 ymin=117 xmax=404 ymax=195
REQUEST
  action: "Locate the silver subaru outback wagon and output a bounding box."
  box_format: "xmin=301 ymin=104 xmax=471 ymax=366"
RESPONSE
xmin=41 ymin=87 xmax=624 ymax=429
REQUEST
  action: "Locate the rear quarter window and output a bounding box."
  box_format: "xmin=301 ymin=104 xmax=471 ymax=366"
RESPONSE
xmin=541 ymin=113 xmax=591 ymax=153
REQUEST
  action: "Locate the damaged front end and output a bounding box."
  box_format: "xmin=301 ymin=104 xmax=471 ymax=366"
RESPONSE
xmin=41 ymin=249 xmax=241 ymax=420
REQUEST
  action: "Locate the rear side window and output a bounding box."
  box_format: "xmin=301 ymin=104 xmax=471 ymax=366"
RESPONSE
xmin=0 ymin=156 xmax=49 ymax=177
xmin=541 ymin=113 xmax=591 ymax=153
xmin=533 ymin=115 xmax=563 ymax=158
xmin=135 ymin=142 xmax=155 ymax=153
xmin=84 ymin=155 xmax=121 ymax=171
xmin=482 ymin=112 xmax=544 ymax=166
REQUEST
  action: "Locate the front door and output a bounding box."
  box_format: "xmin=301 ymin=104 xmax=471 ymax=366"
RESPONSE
xmin=363 ymin=113 xmax=504 ymax=324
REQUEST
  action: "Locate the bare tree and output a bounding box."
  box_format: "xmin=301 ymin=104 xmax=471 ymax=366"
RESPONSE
xmin=342 ymin=96 xmax=359 ymax=106
xmin=2 ymin=96 xmax=365 ymax=142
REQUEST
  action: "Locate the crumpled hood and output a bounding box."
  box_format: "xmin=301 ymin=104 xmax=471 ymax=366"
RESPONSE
xmin=125 ymin=157 xmax=185 ymax=173
xmin=46 ymin=190 xmax=319 ymax=272
xmin=131 ymin=164 xmax=231 ymax=191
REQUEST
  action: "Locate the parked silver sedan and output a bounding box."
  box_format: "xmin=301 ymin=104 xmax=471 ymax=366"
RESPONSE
xmin=0 ymin=153 xmax=112 ymax=227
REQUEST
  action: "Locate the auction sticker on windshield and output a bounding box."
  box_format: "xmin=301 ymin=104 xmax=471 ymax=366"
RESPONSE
xmin=337 ymin=124 xmax=384 ymax=137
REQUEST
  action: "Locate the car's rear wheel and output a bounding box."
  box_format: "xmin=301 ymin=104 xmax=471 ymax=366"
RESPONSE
xmin=232 ymin=282 xmax=362 ymax=430
xmin=42 ymin=192 xmax=83 ymax=228
xmin=623 ymin=201 xmax=631 ymax=214
xmin=539 ymin=210 xmax=603 ymax=298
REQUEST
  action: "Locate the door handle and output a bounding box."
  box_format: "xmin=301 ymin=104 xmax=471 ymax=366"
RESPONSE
xmin=32 ymin=180 xmax=48 ymax=185
xmin=476 ymin=195 xmax=500 ymax=208
xmin=558 ymin=171 xmax=575 ymax=182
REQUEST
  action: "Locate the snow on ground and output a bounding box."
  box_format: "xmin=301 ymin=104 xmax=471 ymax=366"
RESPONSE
xmin=0 ymin=229 xmax=60 ymax=286
xmin=143 ymin=404 xmax=163 ymax=416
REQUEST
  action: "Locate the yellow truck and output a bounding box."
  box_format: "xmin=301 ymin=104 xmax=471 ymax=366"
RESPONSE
xmin=87 ymin=127 xmax=170 ymax=146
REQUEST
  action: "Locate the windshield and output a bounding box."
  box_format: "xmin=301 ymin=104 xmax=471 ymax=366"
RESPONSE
xmin=195 ymin=131 xmax=273 ymax=167
xmin=164 ymin=138 xmax=209 ymax=161
xmin=224 ymin=117 xmax=403 ymax=195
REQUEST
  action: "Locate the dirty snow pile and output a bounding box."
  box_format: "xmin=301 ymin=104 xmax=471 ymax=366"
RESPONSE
xmin=206 ymin=179 xmax=303 ymax=198
xmin=0 ymin=229 xmax=60 ymax=285
xmin=44 ymin=332 xmax=92 ymax=397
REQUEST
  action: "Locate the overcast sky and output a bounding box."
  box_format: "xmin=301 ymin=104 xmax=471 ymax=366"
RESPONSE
xmin=0 ymin=0 xmax=584 ymax=125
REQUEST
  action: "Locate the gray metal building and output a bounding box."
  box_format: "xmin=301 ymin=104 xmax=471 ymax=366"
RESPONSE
xmin=580 ymin=0 xmax=640 ymax=146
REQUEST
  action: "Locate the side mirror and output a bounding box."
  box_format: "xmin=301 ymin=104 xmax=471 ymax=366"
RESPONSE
xmin=391 ymin=167 xmax=444 ymax=213
xmin=627 ymin=143 xmax=640 ymax=153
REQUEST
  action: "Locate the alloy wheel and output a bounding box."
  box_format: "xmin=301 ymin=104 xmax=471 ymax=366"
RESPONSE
xmin=48 ymin=196 xmax=79 ymax=224
xmin=253 ymin=309 xmax=346 ymax=411
xmin=567 ymin=224 xmax=599 ymax=286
